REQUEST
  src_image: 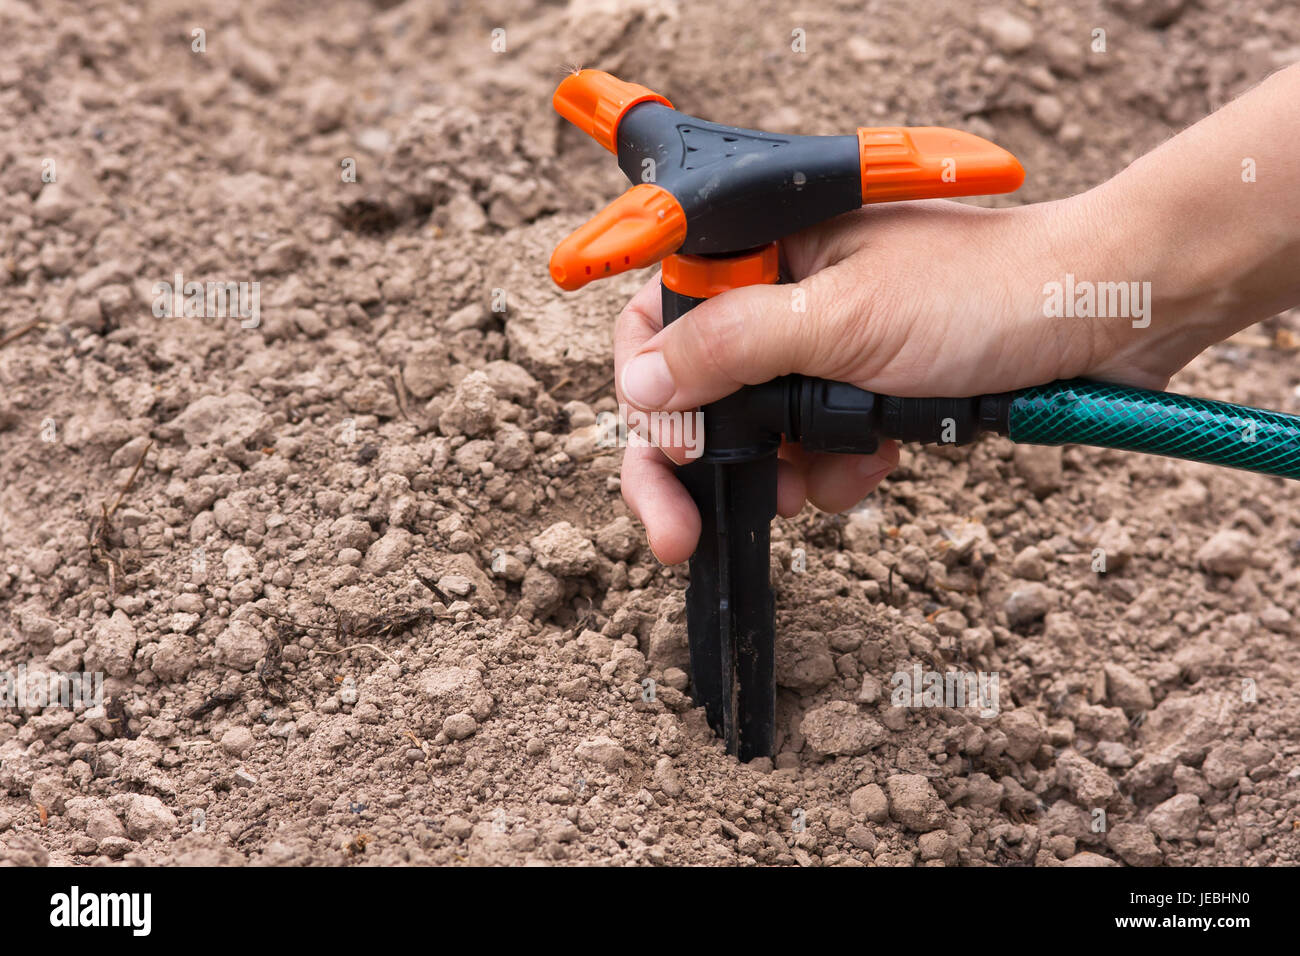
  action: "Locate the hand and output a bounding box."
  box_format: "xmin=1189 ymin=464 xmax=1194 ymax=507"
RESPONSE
xmin=613 ymin=63 xmax=1300 ymax=565
xmin=614 ymin=193 xmax=1175 ymax=564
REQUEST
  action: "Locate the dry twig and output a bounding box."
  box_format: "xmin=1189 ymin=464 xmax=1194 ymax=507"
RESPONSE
xmin=0 ymin=319 xmax=41 ymax=348
xmin=88 ymin=440 xmax=153 ymax=596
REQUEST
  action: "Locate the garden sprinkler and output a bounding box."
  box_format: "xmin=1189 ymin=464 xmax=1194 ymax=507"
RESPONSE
xmin=549 ymin=70 xmax=1300 ymax=761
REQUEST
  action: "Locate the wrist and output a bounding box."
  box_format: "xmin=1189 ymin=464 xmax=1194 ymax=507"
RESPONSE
xmin=1050 ymin=180 xmax=1227 ymax=387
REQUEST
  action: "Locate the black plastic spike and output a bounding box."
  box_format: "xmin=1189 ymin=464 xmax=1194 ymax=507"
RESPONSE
xmin=678 ymin=454 xmax=777 ymax=760
xmin=663 ymin=285 xmax=779 ymax=760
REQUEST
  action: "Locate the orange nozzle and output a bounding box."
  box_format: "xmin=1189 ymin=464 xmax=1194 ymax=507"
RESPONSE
xmin=550 ymin=184 xmax=687 ymax=291
xmin=553 ymin=69 xmax=672 ymax=153
xmin=858 ymin=127 xmax=1024 ymax=203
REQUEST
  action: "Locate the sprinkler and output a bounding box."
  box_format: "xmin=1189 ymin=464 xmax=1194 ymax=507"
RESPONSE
xmin=549 ymin=70 xmax=1300 ymax=761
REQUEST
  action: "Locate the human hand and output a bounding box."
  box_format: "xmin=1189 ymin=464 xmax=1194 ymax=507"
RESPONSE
xmin=614 ymin=193 xmax=1180 ymax=564
xmin=611 ymin=63 xmax=1300 ymax=565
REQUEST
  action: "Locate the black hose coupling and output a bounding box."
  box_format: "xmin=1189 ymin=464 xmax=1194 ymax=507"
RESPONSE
xmin=694 ymin=375 xmax=1013 ymax=462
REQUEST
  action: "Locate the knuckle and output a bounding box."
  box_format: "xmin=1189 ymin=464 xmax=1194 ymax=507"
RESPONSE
xmin=805 ymin=262 xmax=892 ymax=379
xmin=684 ymin=300 xmax=748 ymax=383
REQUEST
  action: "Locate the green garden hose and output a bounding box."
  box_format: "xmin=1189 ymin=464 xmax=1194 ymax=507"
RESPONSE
xmin=1007 ymin=379 xmax=1300 ymax=480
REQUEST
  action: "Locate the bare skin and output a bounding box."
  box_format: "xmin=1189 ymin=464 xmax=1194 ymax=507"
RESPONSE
xmin=614 ymin=63 xmax=1300 ymax=565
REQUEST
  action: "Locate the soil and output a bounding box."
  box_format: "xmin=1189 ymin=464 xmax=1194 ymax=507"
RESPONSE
xmin=2 ymin=0 xmax=1300 ymax=867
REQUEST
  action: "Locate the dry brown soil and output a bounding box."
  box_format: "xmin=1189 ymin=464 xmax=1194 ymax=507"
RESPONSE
xmin=2 ymin=0 xmax=1299 ymax=866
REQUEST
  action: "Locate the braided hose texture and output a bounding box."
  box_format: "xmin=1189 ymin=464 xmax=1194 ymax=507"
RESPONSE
xmin=1008 ymin=379 xmax=1300 ymax=480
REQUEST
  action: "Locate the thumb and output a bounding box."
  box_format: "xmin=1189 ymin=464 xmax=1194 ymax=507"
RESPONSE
xmin=619 ymin=268 xmax=858 ymax=412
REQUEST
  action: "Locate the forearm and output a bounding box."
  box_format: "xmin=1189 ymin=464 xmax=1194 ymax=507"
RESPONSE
xmin=1095 ymin=63 xmax=1300 ymax=343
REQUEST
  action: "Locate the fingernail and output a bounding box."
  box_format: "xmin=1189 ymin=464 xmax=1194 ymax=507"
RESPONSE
xmin=621 ymin=352 xmax=676 ymax=408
